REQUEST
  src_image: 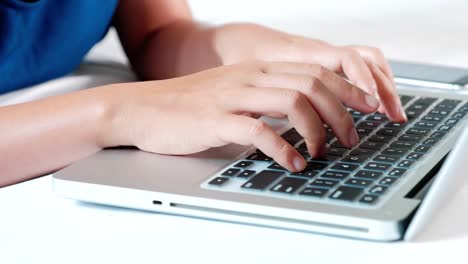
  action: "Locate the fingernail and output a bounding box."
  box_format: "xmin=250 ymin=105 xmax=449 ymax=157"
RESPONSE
xmin=348 ymin=128 xmax=360 ymax=146
xmin=293 ymin=156 xmax=306 ymax=171
xmin=400 ymin=106 xmax=408 ymax=121
xmin=365 ymin=94 xmax=380 ymax=109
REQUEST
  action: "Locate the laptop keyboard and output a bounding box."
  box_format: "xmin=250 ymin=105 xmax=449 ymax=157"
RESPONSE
xmin=203 ymin=95 xmax=468 ymax=206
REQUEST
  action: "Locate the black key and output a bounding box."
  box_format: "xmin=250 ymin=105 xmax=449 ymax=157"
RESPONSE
xmin=328 ymin=147 xmax=348 ymax=156
xmin=388 ymin=168 xmax=406 ymax=177
xmin=429 ymin=109 xmax=451 ymax=117
xmin=247 ymin=152 xmax=272 ymax=162
xmin=407 ymin=152 xmax=423 ymax=160
xmin=399 ymin=95 xmax=414 ymax=105
xmin=268 ymin=163 xmax=288 ymax=171
xmin=373 ymin=155 xmax=399 ymax=163
xmin=437 ymin=99 xmax=461 ymax=108
xmin=331 ymin=163 xmax=359 ymax=172
xmin=341 ymin=155 xmax=369 ymax=164
xmin=366 ymin=115 xmax=388 ymax=122
xmin=330 ymin=140 xmax=347 ymax=148
xmin=452 ymin=112 xmax=466 ymax=119
xmin=379 ymin=177 xmax=398 ymax=186
xmin=360 ymin=141 xmax=385 ymax=150
xmin=345 ymin=178 xmax=373 ymax=187
xmin=297 ymin=141 xmax=307 ymax=149
xmin=349 ymin=110 xmax=365 ymax=117
xmin=414 ymin=145 xmax=431 ymax=153
xmin=221 ymin=168 xmax=241 ymax=177
xmin=438 ymin=125 xmax=454 ymax=132
xmin=321 ymin=171 xmax=350 ymax=180
xmin=364 ymin=162 xmax=391 ymax=171
xmin=242 ymin=170 xmax=284 ymax=190
xmin=357 ymin=121 xmax=381 ymax=128
xmin=368 ymin=135 xmax=393 ymax=143
xmin=445 ymin=118 xmax=459 ymax=126
xmin=414 ymin=97 xmax=437 ymax=105
xmin=384 ymin=122 xmax=407 ymax=129
xmin=350 ymin=148 xmax=378 ymax=157
xmin=354 ymin=170 xmax=383 ymax=179
xmin=422 ymin=115 xmax=444 ymax=122
xmin=390 ymin=141 xmax=416 ymax=149
xmin=430 ymin=131 xmax=446 ymax=138
xmin=311 ymin=155 xmax=341 ymax=163
xmin=356 ymin=128 xmax=374 ymax=136
xmin=237 ymin=170 xmax=256 ymax=178
xmin=407 ymin=103 xmax=426 ymax=112
xmin=422 ymin=137 xmax=440 ymax=145
xmin=406 ymin=128 xmax=430 ymax=136
xmin=306 ymin=162 xmax=328 ymax=171
xmin=297 ymin=148 xmax=311 ymax=160
xmin=359 ymin=194 xmax=379 ymax=205
xmin=459 ymin=103 xmax=468 ymax=113
xmin=397 ymin=160 xmax=415 ymax=168
xmin=399 ymin=134 xmax=423 ymax=142
xmin=208 ymin=177 xmax=229 ymax=186
xmin=309 ymin=179 xmax=339 ymax=188
xmin=291 ymin=170 xmax=318 ymax=178
xmin=382 ymin=147 xmax=408 ymax=156
xmin=281 ymin=128 xmax=303 ymax=146
xmin=299 ymin=187 xmax=328 ymax=198
xmin=414 ymin=121 xmax=438 ymax=129
xmin=330 ymin=186 xmax=363 ymax=201
xmin=376 ymin=128 xmax=401 ymax=137
xmin=270 ymin=177 xmax=307 ymax=194
xmin=233 ymin=161 xmax=254 ymax=168
xmin=405 ymin=110 xmax=422 ymax=120
xmin=368 ymin=185 xmax=388 ymax=195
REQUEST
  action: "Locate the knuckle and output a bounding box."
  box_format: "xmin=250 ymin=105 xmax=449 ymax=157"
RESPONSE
xmin=369 ymin=46 xmax=384 ymax=56
xmin=284 ymin=90 xmax=305 ymax=111
xmin=344 ymin=48 xmax=360 ymax=59
xmin=255 ymin=61 xmax=271 ymax=75
xmin=249 ymin=119 xmax=268 ymax=137
xmin=345 ymin=85 xmax=362 ymax=101
xmin=308 ymin=76 xmax=322 ymax=94
xmin=314 ymin=64 xmax=329 ymax=79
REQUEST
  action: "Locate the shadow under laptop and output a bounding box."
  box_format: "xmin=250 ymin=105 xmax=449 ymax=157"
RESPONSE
xmin=408 ymin=184 xmax=468 ymax=242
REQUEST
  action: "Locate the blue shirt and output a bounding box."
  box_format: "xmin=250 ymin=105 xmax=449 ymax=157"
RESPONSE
xmin=0 ymin=0 xmax=119 ymax=94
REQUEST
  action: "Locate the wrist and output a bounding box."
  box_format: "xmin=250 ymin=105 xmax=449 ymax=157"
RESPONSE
xmin=90 ymin=84 xmax=129 ymax=149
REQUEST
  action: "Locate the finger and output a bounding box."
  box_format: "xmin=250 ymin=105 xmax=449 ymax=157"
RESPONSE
xmin=252 ymin=62 xmax=380 ymax=113
xmin=348 ymin=45 xmax=395 ymax=82
xmin=216 ymin=114 xmax=306 ymax=171
xmin=245 ymin=74 xmax=359 ymax=148
xmin=337 ymin=48 xmax=379 ymax=97
xmin=368 ymin=63 xmax=407 ymax=122
xmin=224 ymin=87 xmax=327 ymax=156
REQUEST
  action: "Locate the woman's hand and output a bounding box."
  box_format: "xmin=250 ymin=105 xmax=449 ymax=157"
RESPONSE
xmin=100 ymin=61 xmax=380 ymax=172
xmin=212 ymin=23 xmax=406 ymax=122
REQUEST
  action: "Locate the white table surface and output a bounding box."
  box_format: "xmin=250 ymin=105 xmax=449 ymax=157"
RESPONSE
xmin=2 ymin=1 xmax=468 ymax=263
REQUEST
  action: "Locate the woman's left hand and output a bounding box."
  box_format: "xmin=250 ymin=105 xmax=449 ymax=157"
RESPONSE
xmin=212 ymin=23 xmax=406 ymax=122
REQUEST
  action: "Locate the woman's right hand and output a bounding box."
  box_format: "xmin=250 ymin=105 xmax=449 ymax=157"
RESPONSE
xmin=98 ymin=61 xmax=382 ymax=172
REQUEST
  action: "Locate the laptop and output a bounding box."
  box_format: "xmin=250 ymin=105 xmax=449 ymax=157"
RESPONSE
xmin=53 ymin=61 xmax=468 ymax=241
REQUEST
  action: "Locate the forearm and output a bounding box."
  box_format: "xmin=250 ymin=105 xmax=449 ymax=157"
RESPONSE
xmin=132 ymin=21 xmax=224 ymax=80
xmin=0 ymin=87 xmax=111 ymax=186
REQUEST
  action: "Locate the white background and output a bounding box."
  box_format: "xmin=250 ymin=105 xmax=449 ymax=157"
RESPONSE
xmin=1 ymin=1 xmax=468 ymax=263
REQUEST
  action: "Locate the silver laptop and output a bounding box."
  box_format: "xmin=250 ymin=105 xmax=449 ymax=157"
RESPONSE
xmin=53 ymin=61 xmax=468 ymax=241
